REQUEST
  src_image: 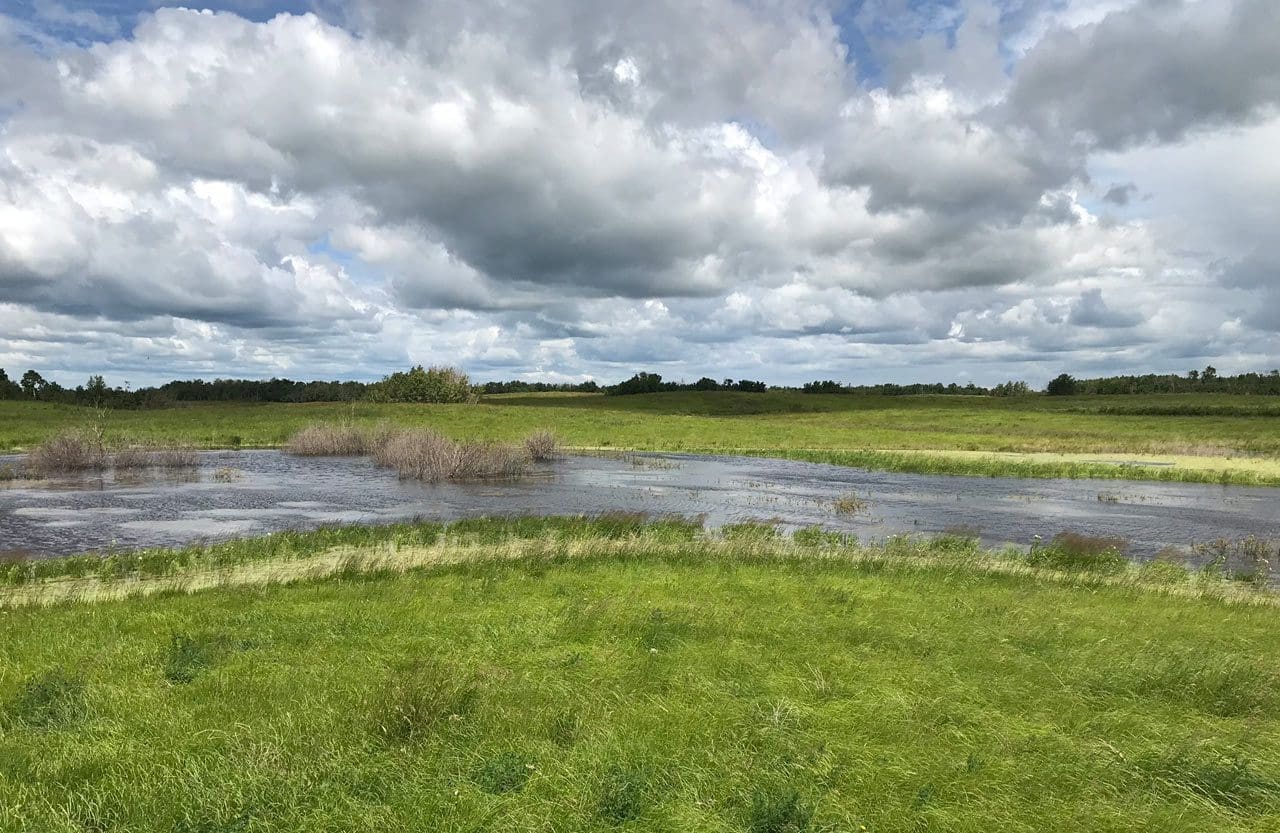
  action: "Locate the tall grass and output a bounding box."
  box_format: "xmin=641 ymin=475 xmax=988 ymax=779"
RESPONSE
xmin=4 ymin=525 xmax=1280 ymax=830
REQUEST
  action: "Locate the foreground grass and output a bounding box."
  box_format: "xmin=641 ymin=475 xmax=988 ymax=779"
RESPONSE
xmin=3 ymin=391 xmax=1280 ymax=484
xmin=2 ymin=522 xmax=1279 ymax=831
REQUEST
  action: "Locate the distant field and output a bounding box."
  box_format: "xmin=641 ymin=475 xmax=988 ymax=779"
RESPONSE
xmin=3 ymin=391 xmax=1279 ymax=484
xmin=2 ymin=520 xmax=1279 ymax=831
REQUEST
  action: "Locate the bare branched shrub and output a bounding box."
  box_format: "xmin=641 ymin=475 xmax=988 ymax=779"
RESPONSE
xmin=524 ymin=429 xmax=559 ymax=462
xmin=26 ymin=432 xmax=107 ymax=474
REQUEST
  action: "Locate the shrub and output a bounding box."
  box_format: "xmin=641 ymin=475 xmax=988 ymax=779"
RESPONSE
xmin=368 ymin=365 xmax=473 ymax=404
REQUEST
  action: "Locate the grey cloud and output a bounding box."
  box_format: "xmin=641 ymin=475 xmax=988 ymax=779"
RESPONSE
xmin=1102 ymin=182 xmax=1137 ymax=206
xmin=1009 ymin=0 xmax=1280 ymax=150
xmin=1067 ymin=288 xmax=1142 ymax=328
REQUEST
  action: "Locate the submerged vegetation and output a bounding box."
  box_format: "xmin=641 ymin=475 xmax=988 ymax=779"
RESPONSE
xmin=2 ymin=517 xmax=1280 ymax=830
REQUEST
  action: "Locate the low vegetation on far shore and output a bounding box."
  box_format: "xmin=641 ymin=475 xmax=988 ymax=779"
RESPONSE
xmin=2 ymin=517 xmax=1279 ymax=831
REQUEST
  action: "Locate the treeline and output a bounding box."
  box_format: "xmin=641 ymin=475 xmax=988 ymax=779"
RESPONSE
xmin=606 ymin=373 xmax=767 ymax=396
xmin=480 ymin=380 xmax=601 ymax=394
xmin=0 ymin=369 xmax=368 ymax=408
xmin=801 ymin=380 xmax=1028 ymax=396
xmin=5 ymin=364 xmax=1280 ymax=408
xmin=1049 ymin=367 xmax=1280 ymax=396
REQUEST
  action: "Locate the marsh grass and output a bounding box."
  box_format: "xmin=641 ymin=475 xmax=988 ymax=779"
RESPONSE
xmin=5 ymin=521 xmax=1280 ymax=830
xmin=2 ymin=668 xmax=87 ymax=729
xmin=1026 ymin=532 xmax=1130 ymax=573
xmin=372 ymin=657 xmax=481 ymax=743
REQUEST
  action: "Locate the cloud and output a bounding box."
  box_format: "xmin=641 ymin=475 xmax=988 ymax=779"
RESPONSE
xmin=1009 ymin=0 xmax=1280 ymax=150
xmin=1102 ymin=182 xmax=1137 ymax=206
xmin=0 ymin=0 xmax=1275 ymax=387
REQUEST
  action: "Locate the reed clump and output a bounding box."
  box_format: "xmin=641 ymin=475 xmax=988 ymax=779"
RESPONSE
xmin=283 ymin=424 xmax=371 ymax=456
xmin=372 ymin=429 xmax=529 ymax=482
xmin=111 ymin=443 xmax=198 ymax=469
xmin=284 ymin=423 xmax=560 ymax=482
xmin=26 ymin=431 xmax=107 ymax=474
xmin=26 ymin=431 xmax=199 ymax=475
xmin=524 ymin=429 xmax=560 ymax=462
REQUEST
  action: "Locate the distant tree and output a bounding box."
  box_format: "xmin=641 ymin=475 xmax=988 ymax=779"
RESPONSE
xmin=731 ymin=379 xmax=768 ymax=392
xmin=991 ymin=380 xmax=1031 ymax=397
xmin=1045 ymin=373 xmax=1078 ymax=396
xmin=802 ymin=380 xmax=845 ymax=394
xmin=84 ymin=375 xmax=108 ymax=407
xmin=693 ymin=377 xmax=720 ymax=391
xmin=20 ymin=369 xmax=46 ymax=398
xmin=1187 ymin=369 xmax=1200 ymax=381
xmin=0 ymin=368 xmax=20 ymax=399
xmin=607 ymin=372 xmax=664 ymax=396
xmin=1202 ymin=365 xmax=1218 ymax=381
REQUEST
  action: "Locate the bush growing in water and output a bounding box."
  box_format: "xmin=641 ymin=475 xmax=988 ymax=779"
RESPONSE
xmin=368 ymin=365 xmax=474 ymax=404
xmin=524 ymin=429 xmax=559 ymax=461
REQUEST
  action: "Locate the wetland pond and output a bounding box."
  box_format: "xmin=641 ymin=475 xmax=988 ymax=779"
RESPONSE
xmin=3 ymin=450 xmax=1280 ymax=571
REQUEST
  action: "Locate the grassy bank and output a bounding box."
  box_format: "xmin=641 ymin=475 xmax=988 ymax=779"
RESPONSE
xmin=3 ymin=391 xmax=1279 ymax=484
xmin=2 ymin=520 xmax=1279 ymax=831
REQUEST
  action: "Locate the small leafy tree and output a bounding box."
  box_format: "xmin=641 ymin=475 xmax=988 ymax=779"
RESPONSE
xmin=368 ymin=366 xmax=473 ymax=404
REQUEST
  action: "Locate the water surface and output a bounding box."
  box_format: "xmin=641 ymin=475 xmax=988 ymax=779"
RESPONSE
xmin=3 ymin=451 xmax=1279 ymax=571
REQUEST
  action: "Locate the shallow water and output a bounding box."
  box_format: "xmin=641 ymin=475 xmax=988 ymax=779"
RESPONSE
xmin=3 ymin=451 xmax=1280 ymax=570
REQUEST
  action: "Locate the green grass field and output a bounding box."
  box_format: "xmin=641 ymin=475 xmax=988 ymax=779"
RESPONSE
xmin=2 ymin=520 xmax=1279 ymax=831
xmin=4 ymin=391 xmax=1280 ymax=484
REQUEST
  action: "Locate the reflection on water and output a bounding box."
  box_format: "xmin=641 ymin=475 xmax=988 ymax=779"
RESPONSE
xmin=3 ymin=451 xmax=1280 ymax=571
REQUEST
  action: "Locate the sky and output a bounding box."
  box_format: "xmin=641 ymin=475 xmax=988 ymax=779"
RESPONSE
xmin=0 ymin=0 xmax=1277 ymax=388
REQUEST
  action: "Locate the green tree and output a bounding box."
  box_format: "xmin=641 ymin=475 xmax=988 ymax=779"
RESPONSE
xmin=20 ymin=370 xmax=46 ymax=398
xmin=1045 ymin=373 xmax=1078 ymax=396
